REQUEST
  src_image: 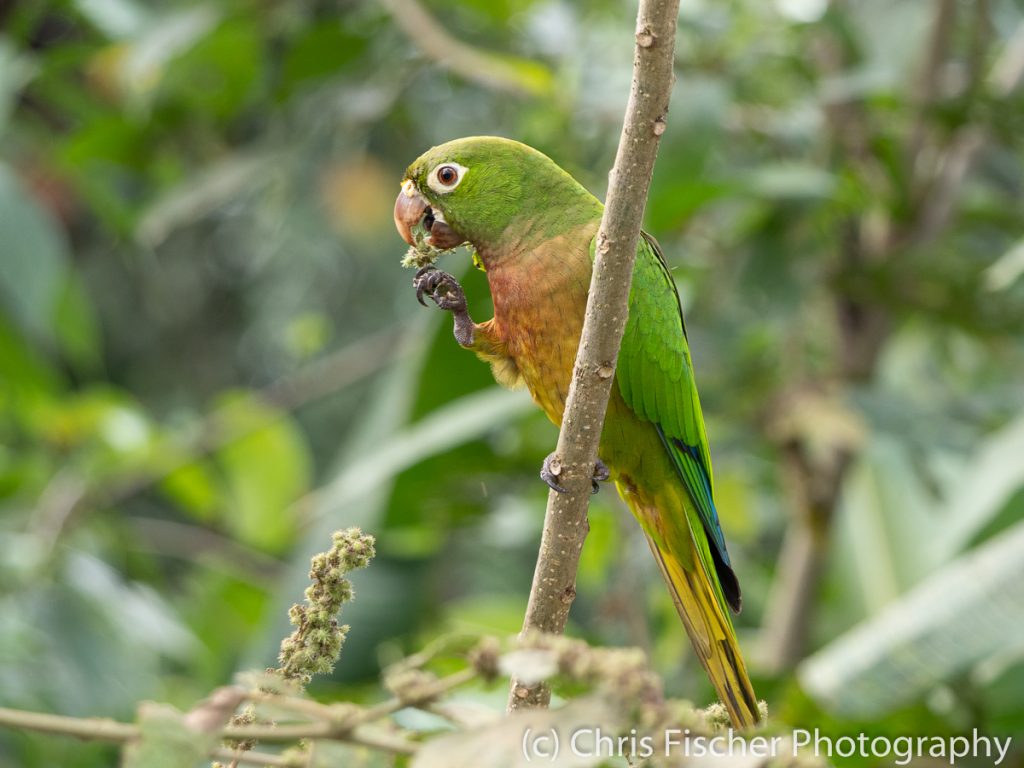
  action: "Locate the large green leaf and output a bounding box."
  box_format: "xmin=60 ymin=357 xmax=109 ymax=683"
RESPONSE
xmin=800 ymin=520 xmax=1024 ymax=717
xmin=310 ymin=386 xmax=533 ymax=522
xmin=0 ymin=164 xmax=70 ymax=341
xmin=835 ymin=438 xmax=939 ymax=617
xmin=215 ymin=395 xmax=313 ymax=553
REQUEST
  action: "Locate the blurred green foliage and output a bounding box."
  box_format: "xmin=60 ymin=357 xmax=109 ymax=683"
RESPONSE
xmin=0 ymin=0 xmax=1022 ymax=766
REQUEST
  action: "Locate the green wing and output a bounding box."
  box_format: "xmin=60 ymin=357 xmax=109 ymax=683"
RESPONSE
xmin=617 ymin=233 xmax=741 ymax=612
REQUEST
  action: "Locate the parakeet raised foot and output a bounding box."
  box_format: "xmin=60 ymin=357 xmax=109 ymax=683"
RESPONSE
xmin=393 ymin=136 xmax=761 ymax=729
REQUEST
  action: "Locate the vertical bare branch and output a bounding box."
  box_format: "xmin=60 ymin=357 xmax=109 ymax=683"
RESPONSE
xmin=507 ymin=0 xmax=680 ymax=711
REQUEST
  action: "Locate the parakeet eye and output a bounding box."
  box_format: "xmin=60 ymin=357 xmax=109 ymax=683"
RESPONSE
xmin=437 ymin=166 xmax=458 ymax=185
xmin=426 ymin=162 xmax=468 ymax=194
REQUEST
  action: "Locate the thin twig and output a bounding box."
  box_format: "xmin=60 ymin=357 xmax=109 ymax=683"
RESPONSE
xmin=0 ymin=707 xmax=137 ymax=743
xmin=0 ymin=704 xmax=418 ymax=757
xmin=211 ymin=747 xmax=297 ymax=767
xmin=249 ymin=666 xmax=477 ymax=726
xmin=507 ymin=0 xmax=680 ymax=711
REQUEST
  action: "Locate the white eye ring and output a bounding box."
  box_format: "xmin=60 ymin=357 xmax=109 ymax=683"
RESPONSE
xmin=427 ymin=162 xmax=468 ymax=194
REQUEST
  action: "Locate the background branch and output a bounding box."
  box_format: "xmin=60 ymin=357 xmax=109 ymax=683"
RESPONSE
xmin=379 ymin=0 xmax=553 ymax=97
xmin=507 ymin=0 xmax=680 ymax=711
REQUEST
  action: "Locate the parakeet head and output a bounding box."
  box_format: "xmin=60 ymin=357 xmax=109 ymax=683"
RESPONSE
xmin=394 ymin=136 xmax=601 ymax=259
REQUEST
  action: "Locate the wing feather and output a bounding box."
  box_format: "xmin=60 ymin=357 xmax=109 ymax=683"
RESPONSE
xmin=617 ymin=233 xmax=741 ymax=612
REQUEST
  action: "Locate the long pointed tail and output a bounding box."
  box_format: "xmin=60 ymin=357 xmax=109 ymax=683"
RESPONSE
xmin=644 ymin=532 xmax=761 ymax=729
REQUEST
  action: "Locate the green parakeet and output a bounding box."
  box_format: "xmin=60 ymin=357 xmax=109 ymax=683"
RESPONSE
xmin=394 ymin=136 xmax=760 ymax=728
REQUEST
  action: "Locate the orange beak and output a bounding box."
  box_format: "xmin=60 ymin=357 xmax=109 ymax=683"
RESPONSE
xmin=394 ymin=179 xmax=427 ymax=246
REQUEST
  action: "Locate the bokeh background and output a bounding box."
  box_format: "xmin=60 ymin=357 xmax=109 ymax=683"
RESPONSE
xmin=1 ymin=0 xmax=1023 ymax=765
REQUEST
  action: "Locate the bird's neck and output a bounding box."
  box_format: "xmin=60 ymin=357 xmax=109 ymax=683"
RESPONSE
xmin=483 ymin=218 xmax=599 ymax=326
xmin=473 ymin=194 xmax=602 ymax=270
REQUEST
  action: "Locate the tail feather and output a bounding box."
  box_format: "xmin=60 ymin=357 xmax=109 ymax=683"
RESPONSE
xmin=644 ymin=532 xmax=761 ymax=729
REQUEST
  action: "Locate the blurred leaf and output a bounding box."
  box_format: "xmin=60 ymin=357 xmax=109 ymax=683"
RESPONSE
xmin=835 ymin=437 xmax=941 ymax=616
xmin=67 ymin=551 xmax=199 ymax=661
xmin=159 ymin=16 xmax=260 ymax=119
xmin=936 ymin=413 xmax=1024 ymax=558
xmin=0 ymin=314 xmax=61 ymax=402
xmin=575 ymin=502 xmax=615 ymax=589
xmin=0 ymin=40 xmax=36 ymax=136
xmin=800 ymin=520 xmax=1024 ymax=717
xmin=160 ymin=461 xmax=221 ymax=522
xmin=280 ymin=21 xmax=370 ymax=94
xmin=449 ymin=0 xmax=542 ymax=24
xmin=0 ymin=546 xmax=201 ymax=723
xmin=746 ymin=163 xmax=837 ymax=200
xmin=117 ymin=6 xmax=219 ymax=103
xmin=984 ymin=238 xmax=1024 ymax=292
xmin=846 ymin=0 xmax=932 ymax=88
xmin=215 ymin=395 xmax=313 ymax=553
xmin=52 ymin=273 xmax=103 ymax=373
xmin=312 ymin=386 xmax=533 ymax=522
xmin=135 ymin=152 xmax=278 ymax=247
xmin=32 ymin=388 xmax=150 ymax=458
xmin=443 ymin=595 xmax=529 ymax=637
xmin=818 ymin=69 xmax=896 ymax=104
xmin=0 ymin=164 xmax=70 ymax=341
xmin=123 ymin=703 xmax=212 ymax=768
xmin=74 ymin=0 xmax=151 ymax=39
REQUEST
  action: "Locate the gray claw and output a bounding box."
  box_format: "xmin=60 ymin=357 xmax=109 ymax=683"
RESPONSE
xmin=591 ymin=459 xmax=611 ymax=494
xmin=540 ymin=453 xmax=567 ymax=494
xmin=413 ymin=267 xmax=467 ymax=313
xmin=540 ymin=454 xmax=611 ymax=494
xmin=411 ymin=264 xmax=436 ymax=307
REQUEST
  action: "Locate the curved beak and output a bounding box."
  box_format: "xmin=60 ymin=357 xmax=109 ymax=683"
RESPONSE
xmin=394 ymin=179 xmax=427 ymax=246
